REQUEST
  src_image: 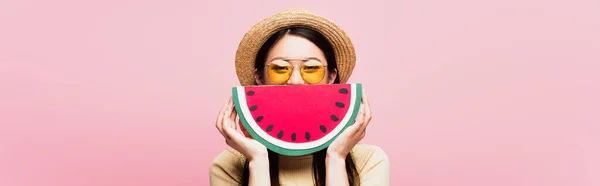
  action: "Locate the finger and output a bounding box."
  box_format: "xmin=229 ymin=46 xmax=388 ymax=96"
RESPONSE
xmin=339 ymin=120 xmax=359 ymax=140
xmin=359 ymin=129 xmax=366 ymax=139
xmin=235 ymin=116 xmax=244 ymax=133
xmin=347 ymin=105 xmax=364 ymax=136
xmin=226 ymin=105 xmax=239 ymax=131
xmin=234 ymin=115 xmax=240 ymax=131
xmin=356 ymin=104 xmax=369 ymax=134
xmin=228 ymin=103 xmax=237 ymax=128
xmin=216 ymin=103 xmax=229 ymax=135
xmin=216 ymin=102 xmax=227 ymax=127
xmin=223 ymin=122 xmax=245 ymax=143
xmin=221 ymin=98 xmax=235 ymax=133
xmin=362 ymin=88 xmax=370 ymax=106
xmin=362 ymin=89 xmax=372 ymax=123
xmin=342 ymin=105 xmax=363 ymax=135
xmin=223 ymin=103 xmax=235 ymax=130
xmin=354 ymin=103 xmax=365 ymax=125
xmin=361 ymin=108 xmax=370 ymax=130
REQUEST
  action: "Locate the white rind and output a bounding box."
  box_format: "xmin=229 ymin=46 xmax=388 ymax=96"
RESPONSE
xmin=236 ymin=84 xmax=357 ymax=150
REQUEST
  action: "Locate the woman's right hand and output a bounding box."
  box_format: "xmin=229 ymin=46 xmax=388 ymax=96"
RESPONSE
xmin=215 ymin=97 xmax=269 ymax=162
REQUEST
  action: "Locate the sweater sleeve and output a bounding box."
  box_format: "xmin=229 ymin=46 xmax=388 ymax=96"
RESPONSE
xmin=209 ymin=150 xmax=245 ymax=186
xmin=353 ymin=145 xmax=391 ymax=186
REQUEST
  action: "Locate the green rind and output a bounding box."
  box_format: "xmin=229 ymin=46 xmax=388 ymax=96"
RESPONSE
xmin=232 ymin=83 xmax=363 ymax=156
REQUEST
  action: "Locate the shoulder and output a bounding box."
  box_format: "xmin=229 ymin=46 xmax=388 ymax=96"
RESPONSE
xmin=211 ymin=149 xmax=246 ymax=167
xmin=350 ymin=144 xmax=390 ymax=173
xmin=351 ymin=144 xmax=389 ymax=162
xmin=209 ymin=149 xmax=246 ymax=184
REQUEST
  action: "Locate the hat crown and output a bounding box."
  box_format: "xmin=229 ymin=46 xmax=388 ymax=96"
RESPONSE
xmin=234 ymin=9 xmax=356 ymax=86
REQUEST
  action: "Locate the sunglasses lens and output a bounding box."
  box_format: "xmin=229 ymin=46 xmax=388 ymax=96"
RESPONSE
xmin=301 ymin=60 xmax=326 ymax=84
xmin=267 ymin=60 xmax=292 ymax=83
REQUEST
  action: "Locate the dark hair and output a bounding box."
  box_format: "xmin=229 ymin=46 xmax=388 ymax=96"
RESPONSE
xmin=241 ymin=27 xmax=359 ymax=186
xmin=254 ymin=27 xmax=340 ymax=84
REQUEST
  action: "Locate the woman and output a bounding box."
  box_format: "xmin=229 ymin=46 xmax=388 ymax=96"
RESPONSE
xmin=210 ymin=9 xmax=390 ymax=186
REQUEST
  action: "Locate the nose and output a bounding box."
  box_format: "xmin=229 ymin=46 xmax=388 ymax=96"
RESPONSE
xmin=287 ymin=68 xmax=305 ymax=85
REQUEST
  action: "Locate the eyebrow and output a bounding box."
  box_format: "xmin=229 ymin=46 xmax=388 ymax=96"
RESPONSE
xmin=270 ymin=57 xmax=322 ymax=62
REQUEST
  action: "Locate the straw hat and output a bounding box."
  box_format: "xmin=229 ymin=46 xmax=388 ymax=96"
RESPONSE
xmin=234 ymin=9 xmax=356 ymax=86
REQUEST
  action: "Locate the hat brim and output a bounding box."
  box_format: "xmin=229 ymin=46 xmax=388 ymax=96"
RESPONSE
xmin=234 ymin=9 xmax=356 ymax=86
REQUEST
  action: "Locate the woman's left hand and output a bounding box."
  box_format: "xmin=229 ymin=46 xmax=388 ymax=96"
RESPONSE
xmin=327 ymin=88 xmax=372 ymax=160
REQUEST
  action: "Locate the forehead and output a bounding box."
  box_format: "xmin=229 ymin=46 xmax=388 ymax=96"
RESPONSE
xmin=267 ymin=34 xmax=325 ymax=60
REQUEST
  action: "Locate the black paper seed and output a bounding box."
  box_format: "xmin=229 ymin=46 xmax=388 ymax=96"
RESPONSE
xmin=250 ymin=105 xmax=258 ymax=111
xmin=305 ymin=132 xmax=311 ymax=140
xmin=339 ymin=88 xmax=348 ymax=94
xmin=335 ymin=102 xmax=345 ymax=108
xmin=320 ymin=125 xmax=327 ymax=133
xmin=266 ymin=124 xmax=273 ymax=132
xmin=291 ymin=133 xmax=296 ymax=141
xmin=247 ymin=91 xmax=255 ymax=96
xmin=256 ymin=116 xmax=263 ymax=122
xmin=330 ymin=115 xmax=339 ymax=122
xmin=277 ymin=131 xmax=284 ymax=139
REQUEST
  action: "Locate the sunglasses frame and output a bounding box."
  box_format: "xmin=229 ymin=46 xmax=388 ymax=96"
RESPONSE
xmin=264 ymin=57 xmax=328 ymax=84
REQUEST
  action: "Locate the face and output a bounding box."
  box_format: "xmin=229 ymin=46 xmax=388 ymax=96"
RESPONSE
xmin=242 ymin=33 xmax=338 ymax=138
xmin=254 ymin=34 xmax=337 ymax=85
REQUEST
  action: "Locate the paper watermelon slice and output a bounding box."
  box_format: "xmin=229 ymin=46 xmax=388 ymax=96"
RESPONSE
xmin=232 ymin=83 xmax=362 ymax=156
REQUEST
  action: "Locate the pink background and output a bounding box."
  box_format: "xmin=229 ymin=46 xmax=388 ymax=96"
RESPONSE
xmin=1 ymin=0 xmax=599 ymax=185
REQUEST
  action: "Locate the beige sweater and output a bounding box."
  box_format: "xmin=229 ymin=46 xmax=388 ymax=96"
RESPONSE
xmin=209 ymin=144 xmax=390 ymax=186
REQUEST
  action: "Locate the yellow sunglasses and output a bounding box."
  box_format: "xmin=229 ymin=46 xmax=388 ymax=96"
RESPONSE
xmin=265 ymin=57 xmax=328 ymax=84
